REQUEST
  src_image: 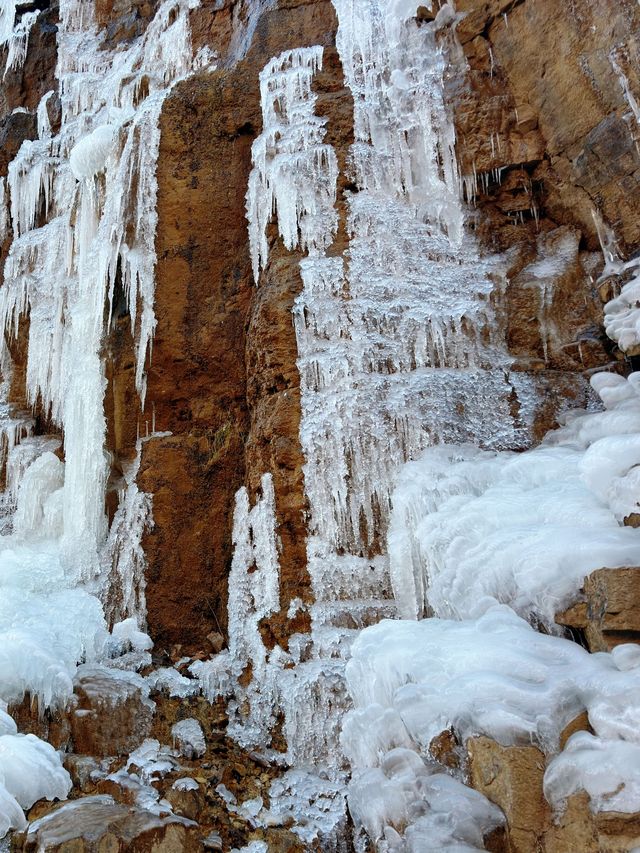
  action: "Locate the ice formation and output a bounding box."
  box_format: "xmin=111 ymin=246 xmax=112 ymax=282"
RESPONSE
xmin=544 ymin=732 xmax=640 ymax=813
xmin=347 ymin=749 xmax=504 ymax=852
xmin=388 ymin=371 xmax=640 ymax=625
xmin=342 ymin=607 xmax=640 ymax=843
xmin=0 ymin=727 xmax=71 ymax=836
xmin=238 ymin=0 xmax=587 ymax=774
xmin=3 ymin=10 xmax=37 ymax=77
xmin=603 ymin=258 xmax=640 ymax=353
xmin=226 ymin=474 xmax=284 ymax=748
xmin=246 ymin=46 xmax=338 ymax=281
xmin=171 ymin=718 xmax=206 ymax=759
xmin=0 ymin=0 xmax=638 ymax=846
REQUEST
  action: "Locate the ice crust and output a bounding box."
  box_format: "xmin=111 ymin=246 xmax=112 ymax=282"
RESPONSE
xmin=545 ymin=732 xmax=640 ymax=813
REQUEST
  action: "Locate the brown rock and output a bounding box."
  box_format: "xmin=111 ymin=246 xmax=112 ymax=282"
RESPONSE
xmin=596 ymin=809 xmax=640 ymax=852
xmin=206 ymin=632 xmax=225 ymax=654
xmin=141 ymin=0 xmax=350 ymax=653
xmin=164 ymin=781 xmax=205 ymax=822
xmin=557 ymin=567 xmax=640 ymax=651
xmin=63 ymin=754 xmax=102 ymax=794
xmin=559 ymin=712 xmax=592 ymax=751
xmin=71 ymin=666 xmax=153 ymax=757
xmin=0 ymin=7 xmax=59 ymax=133
xmin=18 ymin=795 xmax=202 ymax=853
xmin=467 ymin=736 xmax=549 ymax=853
xmin=429 ymin=727 xmax=463 ymax=770
xmin=545 ymin=791 xmax=599 ymax=853
xmin=458 ymin=0 xmax=640 ymax=249
xmin=8 ymin=693 xmax=72 ymax=751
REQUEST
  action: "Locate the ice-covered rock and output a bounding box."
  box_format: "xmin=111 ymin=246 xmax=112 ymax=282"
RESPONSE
xmin=545 ymin=732 xmax=640 ymax=814
xmin=388 ymin=371 xmax=640 ymax=626
xmin=171 ymin=719 xmax=205 ymax=759
xmin=20 ymin=795 xmax=199 ymax=852
xmin=71 ymin=665 xmax=153 ymax=757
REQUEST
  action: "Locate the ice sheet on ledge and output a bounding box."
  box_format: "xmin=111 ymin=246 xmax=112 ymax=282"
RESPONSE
xmin=342 ymin=606 xmax=640 ymax=840
xmin=388 ymin=371 xmax=640 ymax=625
xmin=146 ymin=666 xmax=200 ymax=699
xmin=544 ymin=732 xmax=640 ymax=814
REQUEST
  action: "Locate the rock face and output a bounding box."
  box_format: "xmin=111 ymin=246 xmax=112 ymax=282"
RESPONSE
xmin=135 ymin=0 xmax=636 ymax=653
xmin=139 ymin=0 xmax=346 ymax=650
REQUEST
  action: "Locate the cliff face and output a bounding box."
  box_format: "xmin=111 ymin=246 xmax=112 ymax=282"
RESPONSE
xmin=140 ymin=0 xmax=640 ymax=655
xmin=3 ymin=0 xmax=640 ymax=850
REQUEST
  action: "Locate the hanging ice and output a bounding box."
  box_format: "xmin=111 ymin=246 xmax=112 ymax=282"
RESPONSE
xmin=246 ymin=46 xmax=338 ymax=282
xmin=4 ymin=10 xmax=38 ymax=77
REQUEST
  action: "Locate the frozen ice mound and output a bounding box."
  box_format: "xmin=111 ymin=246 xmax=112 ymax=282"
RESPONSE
xmin=388 ymin=371 xmax=640 ymax=625
xmin=348 ymin=747 xmax=504 ymax=851
xmin=0 ymin=542 xmax=107 ymax=708
xmin=171 ymin=718 xmax=205 ymax=759
xmin=0 ymin=732 xmax=71 ymax=836
xmin=342 ymin=605 xmax=640 ymax=841
xmin=0 ymin=733 xmax=71 ymax=809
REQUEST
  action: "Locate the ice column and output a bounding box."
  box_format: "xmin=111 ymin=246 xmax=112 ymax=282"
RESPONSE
xmin=227 ymin=474 xmax=283 ymax=748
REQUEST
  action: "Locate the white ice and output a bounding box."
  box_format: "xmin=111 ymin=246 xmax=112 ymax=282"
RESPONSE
xmin=343 ymin=606 xmax=640 ymax=840
xmin=388 ymin=371 xmax=640 ymax=625
xmin=171 ymin=718 xmax=205 ymax=759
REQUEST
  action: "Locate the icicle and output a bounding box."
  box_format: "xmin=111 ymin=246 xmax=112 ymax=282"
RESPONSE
xmin=246 ymin=46 xmax=338 ymax=282
xmin=610 ymin=53 xmax=640 ymax=127
xmin=0 ymin=177 xmax=8 ymax=245
xmin=37 ymin=91 xmax=54 ymax=140
xmin=0 ymin=0 xmax=16 ymax=45
xmin=227 ymin=474 xmax=283 ymax=749
xmin=101 ymin=443 xmax=152 ymax=625
xmin=4 ymin=10 xmax=38 ymax=78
